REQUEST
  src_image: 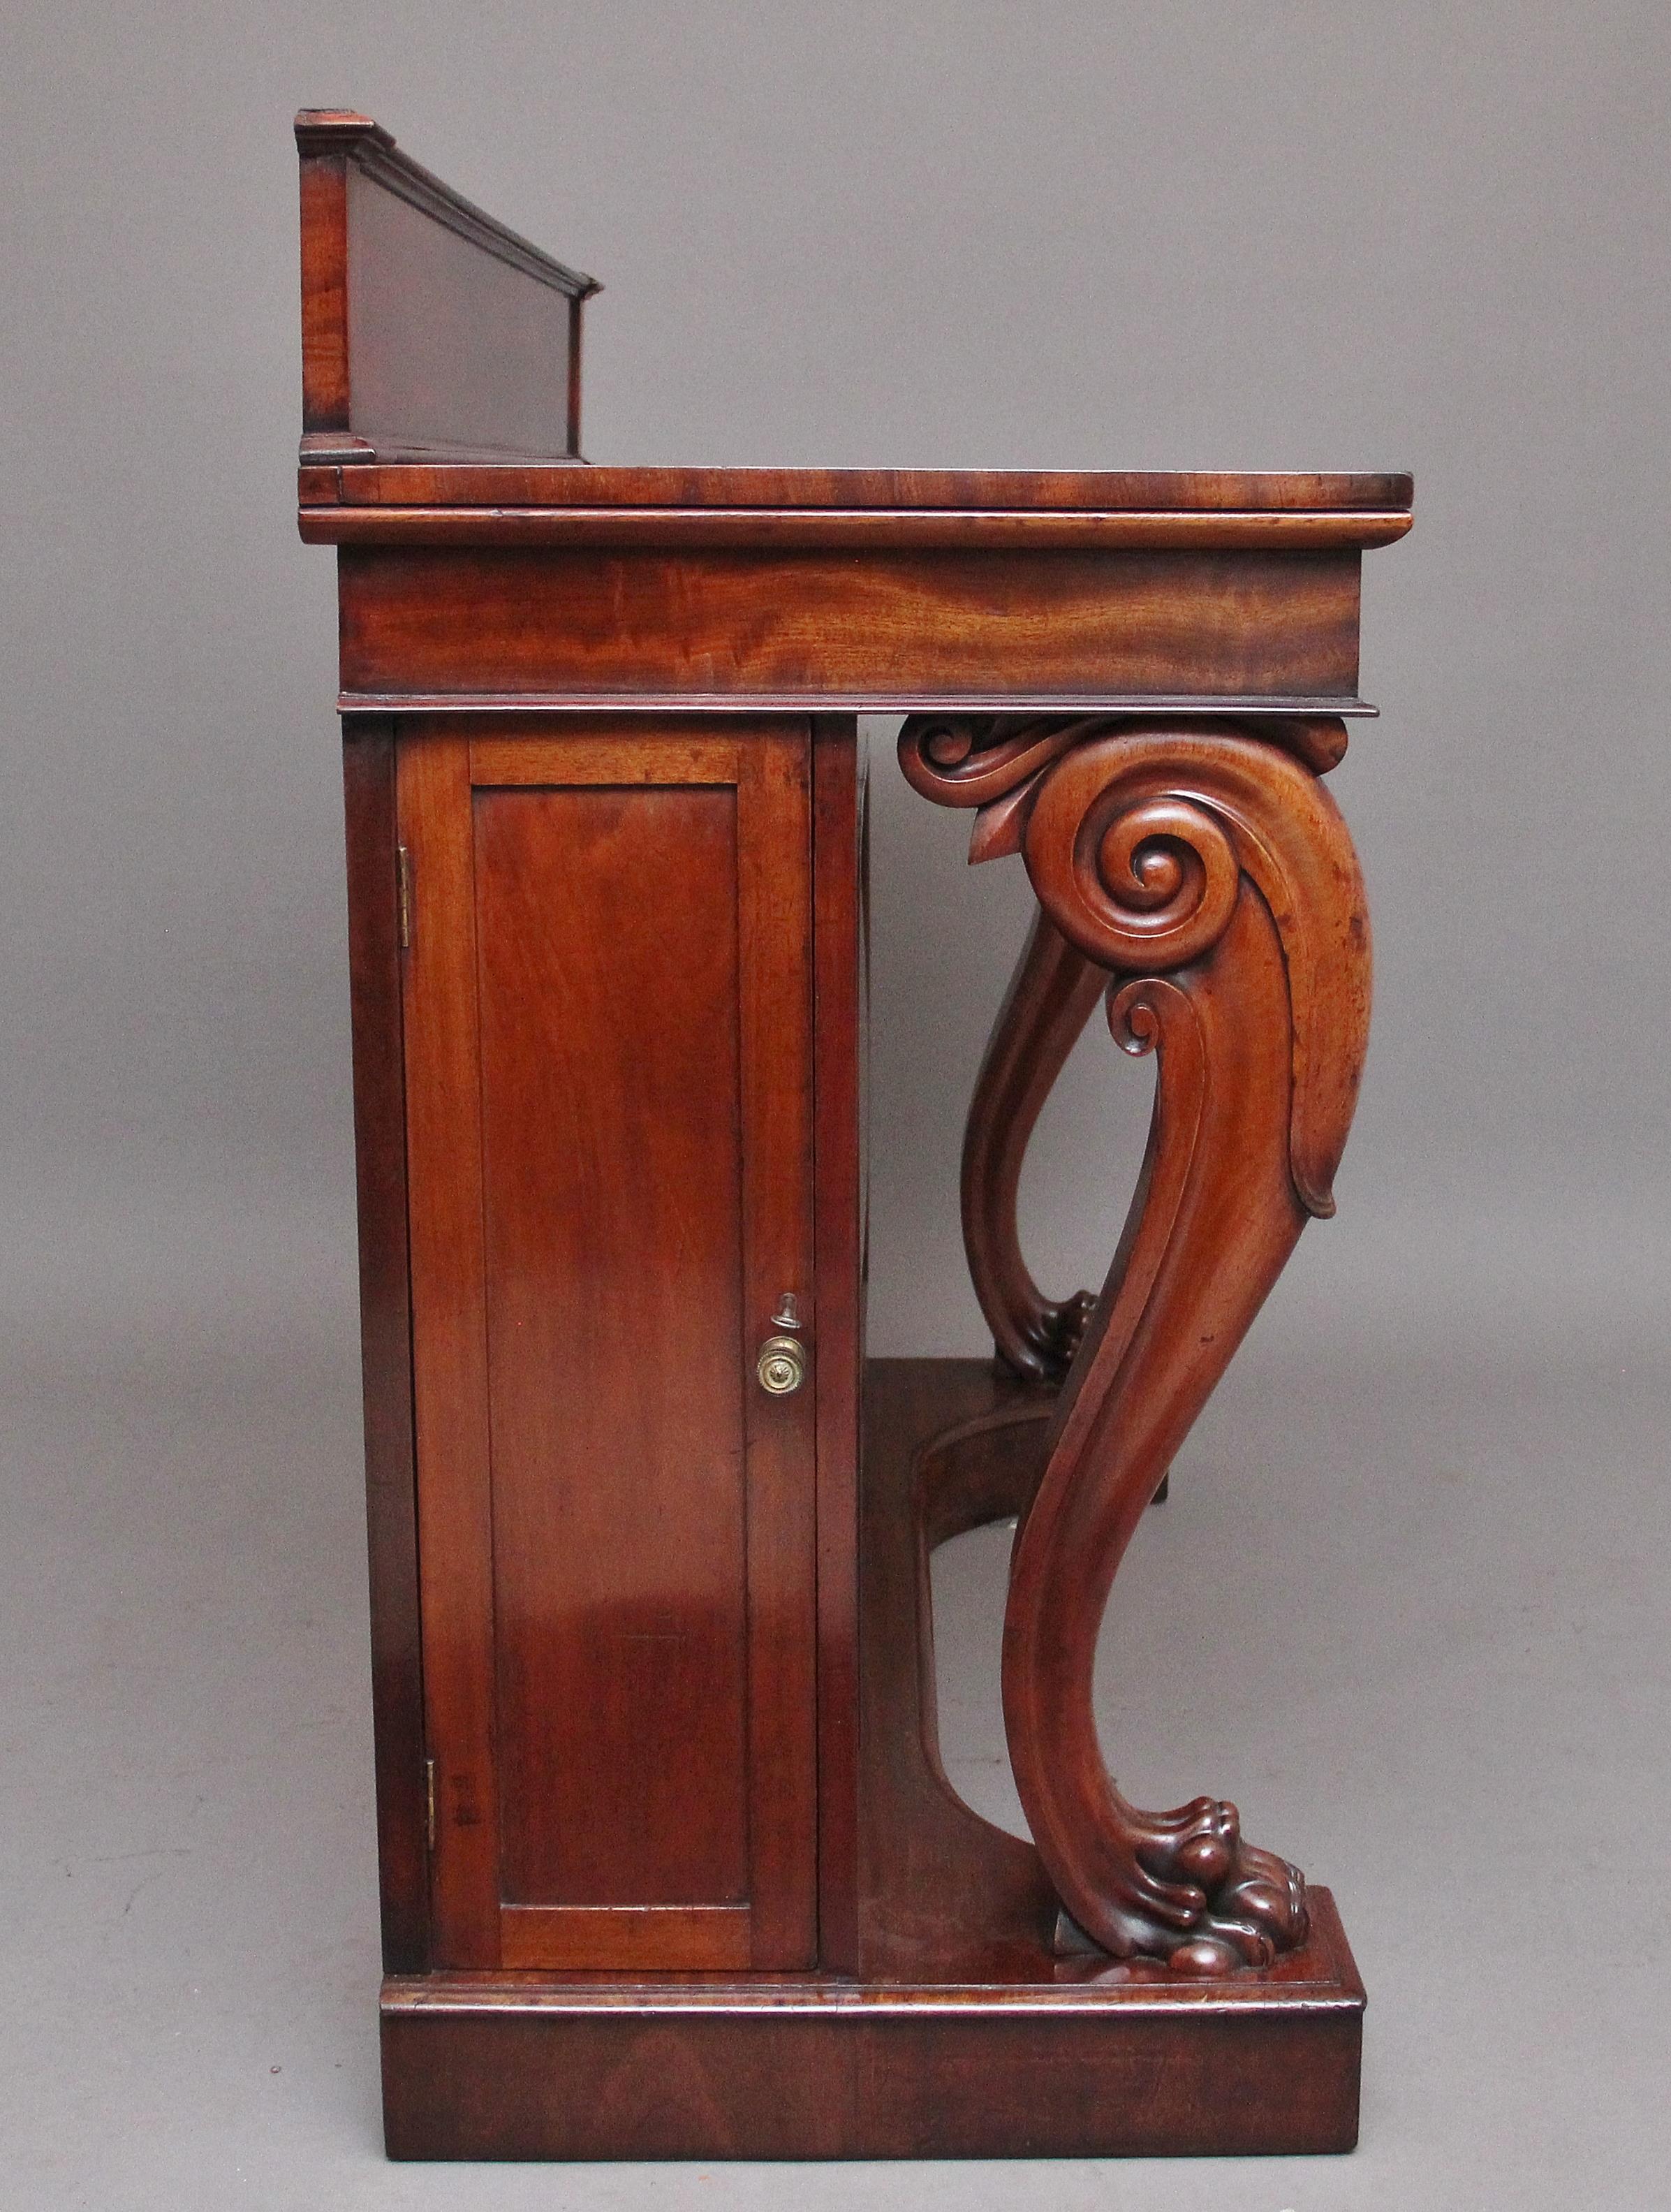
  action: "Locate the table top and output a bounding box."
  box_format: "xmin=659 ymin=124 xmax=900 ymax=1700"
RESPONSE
xmin=300 ymin=462 xmax=1413 ymax=551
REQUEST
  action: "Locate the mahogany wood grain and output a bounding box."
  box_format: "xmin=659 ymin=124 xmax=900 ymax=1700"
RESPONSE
xmin=397 ymin=726 xmax=502 ymax=1968
xmin=904 ymin=717 xmax=1371 ymax=1972
xmin=376 ymin=1359 xmax=1363 ymax=2161
xmin=382 ymin=1940 xmax=1363 ymax=2161
xmin=959 ymin=907 xmax=1105 ymax=1382
xmin=466 ymin=732 xmax=736 ymax=784
xmin=336 ymin=545 xmax=1365 ymax=706
xmin=473 ymin=778 xmax=751 ymax=1913
xmin=297 ymin=119 xmax=362 ymax=432
xmin=344 ymin=167 xmax=580 ymax=460
xmin=566 ymin=295 xmax=584 ymax=456
xmin=303 ymin=106 xmax=1408 ymax=2167
xmin=295 ymin=111 xmax=598 ymax=463
xmin=730 ymin=724 xmax=820 ymax=1970
xmin=397 ymin=716 xmax=817 ymax=1974
xmin=857 ymin=1366 xmax=1060 ymax=1979
xmin=304 ymin=505 xmax=1411 ymax=552
xmin=341 ymin=722 xmax=429 ymax=1973
xmin=311 ymin=460 xmax=1413 ymax=514
xmin=499 ymin=1903 xmax=751 ymax=1972
xmin=810 ymin=715 xmax=863 ymax=1974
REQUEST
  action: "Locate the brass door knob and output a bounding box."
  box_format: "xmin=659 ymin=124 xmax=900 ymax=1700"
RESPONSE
xmin=756 ymin=1334 xmax=807 ymax=1396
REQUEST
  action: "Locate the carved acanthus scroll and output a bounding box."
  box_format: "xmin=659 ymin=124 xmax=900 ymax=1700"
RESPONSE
xmin=900 ymin=713 xmax=1370 ymax=1974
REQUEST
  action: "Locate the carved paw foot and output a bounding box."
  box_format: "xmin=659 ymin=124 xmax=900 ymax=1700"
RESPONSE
xmin=1055 ymin=1797 xmax=1309 ymax=1977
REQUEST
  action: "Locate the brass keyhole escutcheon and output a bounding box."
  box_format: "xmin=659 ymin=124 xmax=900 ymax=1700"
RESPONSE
xmin=756 ymin=1334 xmax=807 ymax=1396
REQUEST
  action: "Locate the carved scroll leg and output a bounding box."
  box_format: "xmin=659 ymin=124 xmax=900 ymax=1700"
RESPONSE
xmin=962 ymin=908 xmax=1106 ymax=1382
xmin=1005 ymin=907 xmax=1314 ymax=1972
xmin=998 ymin=723 xmax=1367 ymax=1975
xmin=900 ymin=714 xmax=1367 ymax=1974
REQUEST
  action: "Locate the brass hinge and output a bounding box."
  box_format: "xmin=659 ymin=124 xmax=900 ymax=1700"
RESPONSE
xmin=396 ymin=844 xmax=413 ymax=950
xmin=425 ymin=1757 xmax=436 ymax=1852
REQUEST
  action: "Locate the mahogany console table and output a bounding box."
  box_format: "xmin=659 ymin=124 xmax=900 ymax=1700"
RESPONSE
xmin=295 ymin=110 xmax=1413 ymax=2162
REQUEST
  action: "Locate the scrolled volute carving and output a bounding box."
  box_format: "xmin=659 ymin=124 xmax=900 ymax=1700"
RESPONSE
xmin=901 ymin=714 xmax=1369 ymax=1221
xmin=897 ymin=713 xmax=1091 ymax=811
xmin=899 ymin=710 xmax=1348 ymax=819
xmin=1029 ymin=783 xmax=1240 ymax=974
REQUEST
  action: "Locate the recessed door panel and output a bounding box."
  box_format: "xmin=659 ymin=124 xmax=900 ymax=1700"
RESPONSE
xmin=398 ymin=719 xmax=816 ymax=1972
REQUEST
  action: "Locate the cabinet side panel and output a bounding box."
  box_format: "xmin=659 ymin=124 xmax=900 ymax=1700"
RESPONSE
xmin=473 ymin=784 xmax=751 ymax=1907
xmin=342 ymin=722 xmax=429 ymax=1972
xmin=399 ymin=728 xmax=503 ymax=1967
xmin=299 ymin=152 xmax=351 ymax=431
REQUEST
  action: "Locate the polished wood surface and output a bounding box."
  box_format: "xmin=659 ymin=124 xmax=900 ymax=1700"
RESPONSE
xmin=341 ymin=721 xmax=429 ymax=1973
xmin=307 ymin=502 xmax=1411 ymax=552
xmin=474 ymin=778 xmax=749 ymax=1917
xmin=302 ymin=459 xmax=1413 ymax=515
xmin=378 ymin=1359 xmax=1363 ymax=2160
xmin=395 ymin=725 xmax=501 ymax=1966
xmin=809 ymin=716 xmax=864 ymax=1975
xmin=303 ymin=111 xmax=1409 ymax=2162
xmin=295 ymin=111 xmax=598 ymax=464
xmin=396 ymin=719 xmax=817 ymax=1973
xmin=960 ymin=907 xmax=1105 ymax=1382
xmin=334 ymin=544 xmax=1368 ymax=709
xmin=902 ymin=715 xmax=1369 ymax=1971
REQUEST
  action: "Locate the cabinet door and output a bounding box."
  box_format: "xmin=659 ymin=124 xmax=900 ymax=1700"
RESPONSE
xmin=397 ymin=718 xmax=816 ymax=1972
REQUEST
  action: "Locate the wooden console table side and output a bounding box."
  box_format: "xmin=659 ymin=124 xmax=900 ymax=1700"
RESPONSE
xmin=297 ymin=111 xmax=1412 ymax=2160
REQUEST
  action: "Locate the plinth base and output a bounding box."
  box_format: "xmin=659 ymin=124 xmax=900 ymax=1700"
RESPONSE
xmin=381 ymin=1359 xmax=1363 ymax=2160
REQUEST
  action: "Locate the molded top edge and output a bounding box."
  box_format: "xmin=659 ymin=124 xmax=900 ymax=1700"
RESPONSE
xmin=311 ymin=462 xmax=1414 ymax=515
xmin=294 ymin=110 xmax=600 ymax=300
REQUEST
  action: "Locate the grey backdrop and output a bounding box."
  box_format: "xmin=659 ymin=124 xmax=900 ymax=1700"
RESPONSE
xmin=3 ymin=3 xmax=1668 ymax=2207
